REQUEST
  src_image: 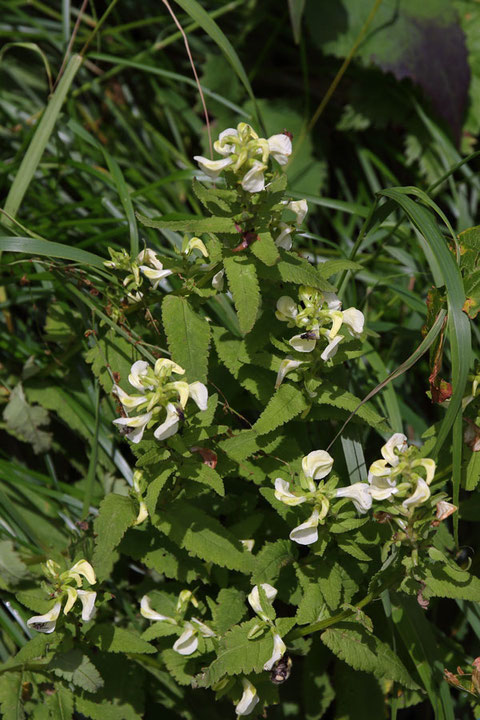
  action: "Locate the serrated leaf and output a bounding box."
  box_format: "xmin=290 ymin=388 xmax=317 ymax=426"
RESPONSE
xmin=253 ymin=383 xmax=308 ymax=435
xmin=192 ymin=178 xmax=232 ymax=213
xmin=315 ymin=385 xmax=386 ymax=430
xmin=201 ymin=619 xmax=278 ymax=686
xmin=183 ymin=461 xmax=225 ymax=496
xmin=296 ymin=584 xmax=325 ymax=625
xmin=252 ymin=540 xmax=297 ymax=584
xmin=424 ymin=562 xmax=480 ymax=601
xmin=85 ymin=329 xmax=136 ymax=393
xmin=161 ymin=649 xmax=198 ymax=686
xmin=3 ymin=383 xmax=52 ymax=454
xmin=45 ymin=685 xmax=74 ymax=720
xmin=213 ymin=589 xmax=246 ymax=634
xmin=87 ymin=625 xmax=156 ymax=654
xmin=92 ymin=494 xmax=137 ymax=581
xmin=49 ymin=650 xmax=104 ymax=693
xmin=256 ymin=253 xmax=335 ymax=291
xmin=250 ymin=232 xmax=280 ymax=266
xmin=321 ymin=622 xmax=418 ymax=689
xmin=0 ymin=672 xmax=25 ymax=720
xmin=145 ymin=467 xmax=174 ymax=515
xmin=223 ymin=256 xmax=260 ymax=335
xmin=136 ymin=211 xmax=236 ymax=233
xmin=162 ymin=295 xmax=210 ymax=383
xmin=317 ymin=259 xmax=363 ymax=277
xmin=153 ymin=499 xmax=254 ymax=573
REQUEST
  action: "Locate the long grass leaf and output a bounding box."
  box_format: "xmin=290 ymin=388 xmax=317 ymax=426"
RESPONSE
xmin=0 ymin=236 xmax=105 ymax=268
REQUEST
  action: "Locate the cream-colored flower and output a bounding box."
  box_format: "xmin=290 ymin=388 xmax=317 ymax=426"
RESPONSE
xmin=248 ymin=583 xmax=277 ymax=621
xmin=320 ymin=334 xmax=343 ymax=361
xmin=236 ymin=678 xmax=260 ymax=716
xmin=113 ymin=411 xmax=153 ymax=444
xmin=193 ymin=155 xmax=233 ymax=179
xmin=140 ymin=595 xmax=177 ymax=624
xmin=275 ymin=224 xmax=294 ymax=250
xmin=212 ymin=268 xmax=225 ymax=291
xmin=289 ymin=507 xmax=320 ymax=545
xmin=188 ymin=381 xmax=209 ymax=411
xmin=274 ymin=478 xmax=307 ymax=506
xmin=185 ymin=237 xmax=209 ymax=258
xmin=173 ymin=622 xmax=198 ymax=655
xmin=289 ymin=333 xmax=317 ymax=353
xmin=275 ymin=296 xmax=298 ymax=324
xmin=302 ymin=450 xmax=334 ymax=480
xmin=241 ymin=160 xmax=267 ymax=192
xmin=335 ymin=482 xmax=372 ymax=514
xmin=381 ymin=433 xmax=408 ymax=466
xmin=27 ymin=602 xmax=62 ymax=634
xmin=275 ymin=357 xmax=304 ymax=388
xmin=286 ymin=199 xmax=308 ymax=225
xmin=214 ymin=127 xmax=238 ymax=156
xmin=77 ymin=590 xmax=97 ymax=621
xmin=153 ymin=403 xmax=179 ymax=441
xmin=267 ymin=134 xmax=292 ymax=165
xmin=263 ymin=632 xmax=287 ymax=671
xmin=67 ymin=560 xmax=96 ymax=586
xmin=402 ymin=478 xmax=431 ymax=509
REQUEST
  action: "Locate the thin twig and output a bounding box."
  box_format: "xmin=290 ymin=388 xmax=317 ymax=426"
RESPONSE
xmin=161 ymin=0 xmax=213 ymax=159
xmin=53 ymin=0 xmax=89 ymax=91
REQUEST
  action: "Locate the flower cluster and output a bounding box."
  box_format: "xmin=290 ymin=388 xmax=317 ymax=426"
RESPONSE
xmin=275 ymin=436 xmax=442 ymax=546
xmin=140 ymin=591 xmax=215 ymax=656
xmin=368 ymin=433 xmax=436 ymax=512
xmin=27 ymin=559 xmax=96 ymax=634
xmin=275 ymin=286 xmax=364 ymax=367
xmin=113 ymin=358 xmax=208 ymax=444
xmin=275 ymin=450 xmax=372 ymax=545
xmin=104 ymin=247 xmax=173 ymax=300
xmin=194 ymin=122 xmax=292 ymax=193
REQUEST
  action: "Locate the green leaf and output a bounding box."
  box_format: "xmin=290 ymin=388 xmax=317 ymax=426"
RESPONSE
xmin=314 ymin=385 xmax=386 ymax=430
xmin=212 ymin=589 xmax=247 ymax=634
xmin=223 ymin=256 xmax=260 ymax=335
xmin=162 ymin=295 xmax=210 ymax=383
xmin=256 ymin=252 xmax=336 ymax=291
xmin=0 ymin=236 xmax=105 ymax=268
xmin=87 ymin=625 xmax=156 ymax=654
xmin=153 ymin=499 xmax=254 ymax=573
xmin=250 ymin=232 xmax=280 ymax=266
xmin=201 ymin=619 xmax=280 ymax=686
xmin=161 ymin=649 xmax=198 ymax=687
xmin=136 ymin=212 xmax=236 ymax=233
xmin=253 ymin=383 xmax=309 ymax=435
xmin=45 ymin=686 xmax=74 ymax=720
xmin=296 ymin=584 xmax=325 ymax=625
xmin=192 ymin=178 xmax=232 ymax=213
xmin=252 ymin=540 xmax=297 ymax=584
xmin=183 ymin=461 xmax=225 ymax=497
xmin=317 ymin=259 xmax=363 ymax=277
xmin=145 ymin=467 xmax=174 ymax=515
xmin=3 ymin=383 xmax=52 ymax=454
xmin=465 ymin=448 xmax=480 ymax=491
xmin=3 ymin=54 xmax=83 ymax=223
xmin=85 ymin=329 xmax=137 ymax=394
xmin=92 ymin=494 xmax=138 ymax=582
xmin=321 ymin=622 xmax=418 ymax=689
xmin=49 ymin=650 xmax=104 ymax=693
xmin=424 ymin=562 xmax=480 ymax=601
xmin=0 ymin=541 xmax=29 ymax=590
xmin=0 ymin=672 xmax=25 ymax=720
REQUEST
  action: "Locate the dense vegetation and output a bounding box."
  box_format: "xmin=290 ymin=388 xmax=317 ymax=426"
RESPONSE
xmin=2 ymin=1 xmax=480 ymax=718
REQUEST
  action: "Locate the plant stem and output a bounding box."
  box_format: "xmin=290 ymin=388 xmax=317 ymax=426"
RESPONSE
xmin=287 ymin=592 xmax=375 ymax=641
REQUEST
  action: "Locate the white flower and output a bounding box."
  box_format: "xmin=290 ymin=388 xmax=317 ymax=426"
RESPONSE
xmin=77 ymin=590 xmax=97 ymax=621
xmin=275 ymin=224 xmax=294 ymax=250
xmin=153 ymin=403 xmax=179 ymax=441
xmin=275 ymin=296 xmax=298 ymax=324
xmin=274 ymin=478 xmax=307 ymax=506
xmin=302 ymin=450 xmax=334 ymax=480
xmin=275 ymin=357 xmax=303 ymax=388
xmin=289 ymin=333 xmax=317 ymax=353
xmin=212 ymin=268 xmax=225 ymax=291
xmin=381 ymin=433 xmax=408 ymax=466
xmin=188 ymin=381 xmax=208 ymax=411
xmin=214 ymin=127 xmax=238 ymax=156
xmin=241 ymin=161 xmax=267 ymax=192
xmin=263 ymin=632 xmax=286 ymax=671
xmin=320 ymin=335 xmax=343 ymax=361
xmin=342 ymin=307 xmax=364 ymax=337
xmin=185 ymin=237 xmax=209 ymax=258
xmin=134 ymin=500 xmax=148 ymax=526
xmin=112 ymin=385 xmax=146 ymax=409
xmin=335 ymin=482 xmax=372 ymax=514
xmin=191 ymin=617 xmax=216 ymax=638
xmin=322 ymin=292 xmax=342 ymax=310
xmin=137 ymin=248 xmax=163 ymax=269
xmin=368 ymin=472 xmax=399 ymax=501
xmin=154 ymin=358 xmax=185 ymax=378
xmin=402 ymin=478 xmax=431 ymax=509
xmin=113 ymin=411 xmax=153 ymax=444
xmin=67 ymin=560 xmax=96 ymax=586
xmin=27 ymin=602 xmax=62 ymax=634
xmin=173 ymin=622 xmax=198 ymax=655
xmin=267 ymin=134 xmax=292 ymax=165
xmin=289 ymin=507 xmax=320 ymax=546
xmin=193 ymin=155 xmax=232 ymax=179
xmin=129 ymin=360 xmax=153 ymax=391
xmin=248 ymin=584 xmax=277 ymax=621
xmin=139 ymin=265 xmax=173 ymax=290
xmin=236 ymin=678 xmax=260 ymax=716
xmin=140 ymin=595 xmax=177 ymax=624
xmin=285 ymin=199 xmax=308 ymax=225
xmin=411 ymin=458 xmax=436 ymax=485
